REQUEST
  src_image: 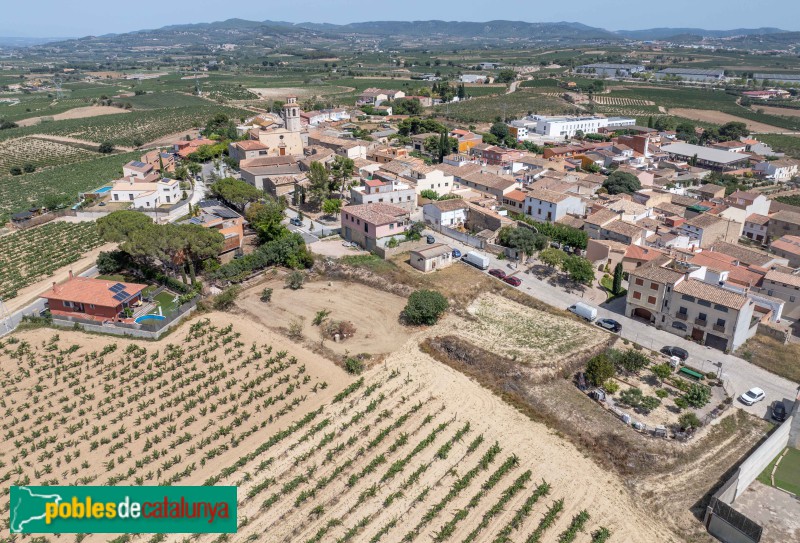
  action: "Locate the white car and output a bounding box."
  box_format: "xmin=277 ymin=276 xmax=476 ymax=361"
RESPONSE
xmin=739 ymin=387 xmax=766 ymax=406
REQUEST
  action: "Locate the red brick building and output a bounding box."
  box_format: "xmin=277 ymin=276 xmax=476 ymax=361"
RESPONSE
xmin=43 ymin=275 xmax=147 ymax=322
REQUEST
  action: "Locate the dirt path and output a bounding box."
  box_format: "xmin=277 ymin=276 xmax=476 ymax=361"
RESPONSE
xmin=506 ymin=80 xmax=520 ymax=94
xmin=668 ymin=108 xmax=787 ymax=133
xmin=25 ymin=133 xmax=135 ymax=152
xmin=16 ymin=106 xmax=130 ymax=127
xmin=750 ymin=104 xmax=800 ymax=118
xmin=140 ymin=128 xmax=200 ymax=149
xmin=4 ymin=241 xmax=116 ymax=314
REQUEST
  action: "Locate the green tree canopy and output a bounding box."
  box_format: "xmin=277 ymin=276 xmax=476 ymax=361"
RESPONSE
xmin=402 ymin=289 xmax=449 ymax=325
xmin=246 ymin=198 xmax=287 ymax=244
xmin=561 ymin=255 xmax=595 ymax=284
xmin=393 ymin=98 xmax=423 ymax=115
xmin=97 ymin=210 xmax=154 ymax=243
xmin=209 ymin=177 xmax=263 ymax=213
xmin=204 ymin=113 xmax=237 ymax=140
xmin=719 ymin=121 xmax=749 ymax=141
xmin=307 ymin=161 xmax=331 ymax=208
xmin=585 ymin=353 xmax=615 ymax=387
xmin=539 ymin=247 xmax=565 ymax=268
xmin=496 ymin=69 xmax=517 ymax=84
xmin=322 ymin=198 xmax=342 ymax=216
xmin=490 ymin=122 xmax=510 ymax=141
xmin=397 ymin=117 xmax=447 ymax=136
xmin=602 ymin=170 xmax=641 ymax=195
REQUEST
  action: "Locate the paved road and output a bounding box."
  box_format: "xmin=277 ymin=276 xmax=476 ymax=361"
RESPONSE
xmin=1 ymin=266 xmax=99 ymax=337
xmin=428 ymin=230 xmax=799 ymax=418
xmin=283 ymin=208 xmax=320 ymax=244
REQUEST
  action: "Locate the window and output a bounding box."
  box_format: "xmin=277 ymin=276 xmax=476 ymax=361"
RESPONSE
xmin=129 ymin=194 xmax=134 ymax=201
xmin=364 ymin=223 xmax=368 ymax=233
xmin=681 ymin=294 xmax=695 ymax=302
xmin=165 ymin=196 xmax=171 ymax=203
xmin=635 ymin=278 xmax=644 ymax=286
xmin=697 ymin=299 xmax=711 ymax=307
xmin=716 ymin=318 xmax=726 ymax=327
xmin=633 ymin=291 xmax=642 ymax=300
xmin=698 ymin=312 xmax=707 ymax=321
xmin=713 ymin=304 xmax=728 ymax=312
xmin=647 ymin=296 xmax=656 ymax=304
xmin=678 ymin=306 xmax=688 ymax=315
xmin=768 ymin=289 xmax=774 ymax=296
xmin=650 ymin=282 xmax=658 ymax=290
xmin=113 ymin=194 xmax=119 ymax=201
xmin=791 ymin=296 xmax=796 ymax=303
xmin=89 ymin=304 xmax=95 ymax=309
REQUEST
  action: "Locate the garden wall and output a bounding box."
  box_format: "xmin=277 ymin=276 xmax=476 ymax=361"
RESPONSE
xmin=428 ymin=223 xmax=486 ymax=249
xmin=374 ymin=239 xmax=430 ymax=260
xmin=12 ymin=209 xmax=76 ymax=229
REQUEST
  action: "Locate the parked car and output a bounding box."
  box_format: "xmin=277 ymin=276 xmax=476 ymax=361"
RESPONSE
xmin=426 ymin=235 xmax=436 ymax=244
xmin=597 ymin=318 xmax=621 ymax=333
xmin=739 ymin=387 xmax=766 ymax=406
xmin=771 ymin=401 xmax=787 ymax=422
xmin=504 ymin=276 xmax=522 ymax=287
xmin=567 ymin=302 xmax=597 ymax=322
xmin=660 ymin=346 xmax=689 ymax=362
xmin=289 ymin=217 xmax=303 ymax=226
xmin=488 ymin=269 xmax=507 ymax=279
xmin=451 ymin=248 xmax=462 ymax=259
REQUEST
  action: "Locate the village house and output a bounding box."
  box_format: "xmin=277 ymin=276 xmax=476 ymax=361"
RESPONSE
xmin=621 ymin=245 xmax=669 ymax=273
xmin=110 ymin=176 xmax=181 ymax=209
xmin=458 ymin=171 xmax=519 ymax=198
xmin=584 ymin=209 xmax=619 ymax=240
xmin=228 ymin=140 xmax=269 ymax=163
xmin=409 ymin=244 xmax=454 ymax=273
xmin=448 ymin=129 xmax=483 ymax=153
xmin=350 ymin=176 xmax=417 ymax=212
xmin=405 ymin=166 xmax=455 ymax=196
xmin=679 ymin=213 xmax=741 ymax=248
xmin=523 ymin=188 xmax=585 ymax=223
xmin=688 ymin=184 xmax=726 ymax=201
xmin=423 ymin=199 xmax=469 ymax=228
xmin=184 ymin=200 xmax=245 ymax=255
xmin=43 ymin=275 xmax=147 ymax=323
xmin=758 ymin=269 xmax=800 ymax=320
xmin=501 ymin=189 xmax=527 ymax=213
xmin=357 ymin=88 xmax=405 ymax=106
xmin=585 ymin=239 xmax=628 ymax=271
xmin=140 ymin=150 xmax=175 ymax=173
xmin=767 ymin=209 xmax=800 ymax=241
xmin=754 ymin=158 xmax=799 ymax=182
xmin=174 ymin=138 xmax=218 ymax=160
xmin=410 ymin=133 xmax=441 ymax=154
xmin=743 ymin=214 xmax=770 ymax=243
xmin=239 ymin=156 xmax=303 ymax=197
xmin=599 ymin=219 xmax=649 ymax=246
xmin=770 ymin=235 xmax=800 ymax=267
xmin=341 ymin=203 xmax=409 ymax=251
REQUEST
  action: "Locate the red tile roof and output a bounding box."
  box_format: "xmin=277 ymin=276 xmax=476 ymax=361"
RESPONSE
xmin=44 ymin=277 xmax=147 ymax=307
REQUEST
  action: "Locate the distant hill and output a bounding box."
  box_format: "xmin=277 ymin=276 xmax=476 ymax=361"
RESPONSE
xmin=0 ymin=36 xmax=73 ymax=47
xmin=615 ymin=27 xmax=786 ymax=40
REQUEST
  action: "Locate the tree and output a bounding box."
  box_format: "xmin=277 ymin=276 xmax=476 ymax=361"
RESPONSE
xmin=213 ymin=285 xmax=241 ymax=311
xmin=286 ymin=270 xmax=306 ymax=290
xmin=490 ymin=122 xmax=510 ymax=141
xmin=96 ymin=250 xmax=128 ymax=274
xmin=177 ymin=224 xmax=224 ymax=284
xmin=539 ymin=247 xmax=565 ymax=268
xmin=98 ymin=142 xmax=115 ymax=154
xmin=9 ymin=166 xmax=22 ymax=176
xmin=678 ymin=412 xmax=701 ymax=430
xmin=22 ymin=163 xmax=35 ymax=173
xmin=307 ymin=161 xmax=330 ymax=208
xmin=402 ymin=289 xmax=449 ymax=325
xmin=397 ymin=117 xmax=446 ymax=136
xmin=209 ymin=177 xmax=263 ymax=213
xmin=651 ymin=363 xmax=672 ymax=386
xmin=684 ymin=383 xmax=711 ymax=408
xmin=647 ymin=116 xmax=654 ymax=129
xmin=719 ymin=121 xmax=749 ymax=141
xmin=585 ymin=353 xmax=615 ymax=387
xmin=322 ymin=198 xmax=342 ymax=217
xmin=602 ymin=170 xmax=641 ymax=195
xmin=612 ymin=349 xmax=650 ymax=374
xmin=246 ymin=199 xmax=287 ymax=244
xmin=639 ymin=395 xmax=661 ymax=414
xmin=203 ymin=113 xmax=237 ymax=140
xmin=331 ymin=156 xmax=355 ymax=197
xmin=496 ymin=69 xmax=516 ymax=84
xmin=498 ymin=227 xmax=541 ymax=262
xmin=97 ymin=210 xmax=154 ymax=243
xmin=393 ymin=98 xmax=422 ymax=115
xmin=612 ymin=262 xmax=623 ymax=295
xmin=561 ymin=255 xmax=595 ymax=284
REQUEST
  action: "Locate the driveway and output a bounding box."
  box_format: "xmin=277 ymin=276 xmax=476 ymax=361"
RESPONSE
xmin=428 ymin=229 xmax=798 ymax=418
xmin=283 ymin=209 xmax=320 ymax=244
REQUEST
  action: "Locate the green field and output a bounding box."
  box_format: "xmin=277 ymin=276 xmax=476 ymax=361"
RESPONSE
xmin=0 ymin=137 xmax=100 ymax=176
xmin=433 ymin=89 xmax=578 ymax=123
xmin=0 ymin=150 xmax=140 ymax=223
xmin=757 ymin=135 xmax=800 ymax=158
xmin=759 ymin=447 xmax=800 ymax=496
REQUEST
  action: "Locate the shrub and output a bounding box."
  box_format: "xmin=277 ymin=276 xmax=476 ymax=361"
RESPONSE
xmin=260 ymin=288 xmax=273 ymax=302
xmin=9 ymin=166 xmax=22 ymax=176
xmin=618 ymin=387 xmax=643 ymax=408
xmin=585 ymin=354 xmax=615 ymax=387
xmin=386 ymin=237 xmax=400 ymax=248
xmin=655 ymin=389 xmax=669 ymax=399
xmin=313 ymin=309 xmax=331 ymax=326
xmin=344 ymin=357 xmax=364 ymax=375
xmin=674 ymin=397 xmax=689 ymax=410
xmin=285 ymin=271 xmax=305 ymax=290
xmin=325 ymin=320 xmax=356 ymax=340
xmin=651 ymin=363 xmax=672 ymax=385
xmin=402 ymin=289 xmax=448 ymax=325
xmin=611 ymin=349 xmax=650 ymax=374
xmin=98 ymin=142 xmax=115 ymax=154
xmin=639 ymin=396 xmax=661 ymax=413
xmin=684 ymin=383 xmax=711 ymax=408
xmin=678 ymin=412 xmax=701 ymax=430
xmin=287 ymin=318 xmax=304 ymax=340
xmin=602 ymin=379 xmax=619 ymax=394
xmin=212 ymin=286 xmax=241 ymax=311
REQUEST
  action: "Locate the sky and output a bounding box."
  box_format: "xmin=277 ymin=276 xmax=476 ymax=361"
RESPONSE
xmin=1 ymin=0 xmax=797 ymax=37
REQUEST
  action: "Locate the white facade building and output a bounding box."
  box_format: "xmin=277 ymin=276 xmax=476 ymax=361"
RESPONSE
xmin=423 ymin=200 xmax=469 ymax=227
xmin=524 ymin=189 xmax=585 ymax=223
xmin=524 ymin=115 xmax=634 ymax=138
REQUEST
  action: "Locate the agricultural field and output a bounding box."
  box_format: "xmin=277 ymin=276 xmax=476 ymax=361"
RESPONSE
xmin=0 ymin=221 xmax=104 ymax=300
xmin=592 ymin=96 xmax=654 ymax=106
xmin=433 ymin=90 xmax=579 ymax=123
xmin=0 ymin=150 xmax=140 ymax=224
xmin=0 ymin=137 xmax=99 ymax=176
xmin=754 ymin=134 xmax=800 ymax=159
xmin=0 ymin=310 xmax=679 ymax=543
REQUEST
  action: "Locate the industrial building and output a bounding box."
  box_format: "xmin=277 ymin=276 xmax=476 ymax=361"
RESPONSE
xmin=654 ymin=68 xmax=726 ymax=82
xmin=660 ymin=143 xmax=750 ymax=171
xmin=575 ymin=63 xmax=645 ymax=78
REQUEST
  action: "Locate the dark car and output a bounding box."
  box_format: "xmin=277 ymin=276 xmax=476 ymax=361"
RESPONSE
xmin=660 ymin=346 xmax=689 ymax=362
xmin=772 ymin=401 xmax=787 ymax=422
xmin=504 ymin=276 xmax=522 ymax=287
xmin=451 ymin=248 xmax=462 ymax=259
xmin=426 ymin=235 xmax=436 ymax=244
xmin=289 ymin=217 xmax=303 ymax=227
xmin=488 ymin=269 xmax=507 ymax=279
xmin=597 ymin=318 xmax=622 ymax=333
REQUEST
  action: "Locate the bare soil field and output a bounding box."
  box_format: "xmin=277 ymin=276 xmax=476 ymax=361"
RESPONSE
xmin=668 ymin=108 xmax=786 ymax=133
xmin=750 ymin=104 xmax=800 ymax=118
xmin=16 ymin=106 xmax=130 ymax=127
xmin=246 ymin=86 xmax=354 ymax=100
xmin=236 ymin=278 xmax=411 ymax=358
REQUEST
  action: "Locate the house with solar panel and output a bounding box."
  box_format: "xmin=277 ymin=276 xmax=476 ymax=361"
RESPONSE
xmin=43 ymin=273 xmax=148 ymax=322
xmin=110 ymin=160 xmax=182 ymax=209
xmin=183 ymin=200 xmax=245 ymax=255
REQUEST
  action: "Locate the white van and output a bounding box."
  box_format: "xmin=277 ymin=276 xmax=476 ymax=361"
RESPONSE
xmin=568 ymin=302 xmax=598 ymax=322
xmin=462 ymin=251 xmax=490 ymax=270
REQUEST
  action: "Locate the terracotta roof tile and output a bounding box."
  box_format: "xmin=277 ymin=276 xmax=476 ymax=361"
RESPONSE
xmin=44 ymin=277 xmax=147 ymax=307
xmin=674 ymin=279 xmax=749 ymax=310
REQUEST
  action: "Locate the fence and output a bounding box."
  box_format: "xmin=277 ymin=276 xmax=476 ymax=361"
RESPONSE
xmin=51 ymin=295 xmax=199 ymax=339
xmin=11 ymin=209 xmax=76 ymax=229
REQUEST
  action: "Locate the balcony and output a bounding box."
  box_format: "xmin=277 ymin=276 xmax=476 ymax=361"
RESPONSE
xmin=713 ymin=324 xmax=725 ymax=333
xmin=676 ymin=312 xmax=688 ymax=321
xmin=694 ymin=317 xmax=707 ymax=326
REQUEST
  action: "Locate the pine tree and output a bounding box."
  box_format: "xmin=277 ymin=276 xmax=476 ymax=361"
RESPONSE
xmin=647 ymin=116 xmax=654 ymax=129
xmin=612 ymin=262 xmax=623 ymax=295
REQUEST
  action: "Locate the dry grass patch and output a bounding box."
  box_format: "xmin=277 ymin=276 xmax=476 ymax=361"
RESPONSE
xmin=740 ymin=333 xmax=800 ymax=383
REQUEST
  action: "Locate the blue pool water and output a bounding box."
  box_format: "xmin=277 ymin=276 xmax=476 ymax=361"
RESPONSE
xmin=135 ymin=314 xmax=166 ymax=324
xmin=94 ymin=186 xmax=112 ymax=194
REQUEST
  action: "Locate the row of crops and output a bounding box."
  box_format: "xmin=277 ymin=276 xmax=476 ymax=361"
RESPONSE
xmin=0 ymin=221 xmax=104 ymax=300
xmin=0 ymin=150 xmax=140 ymax=225
xmin=0 ymin=137 xmax=99 ymax=176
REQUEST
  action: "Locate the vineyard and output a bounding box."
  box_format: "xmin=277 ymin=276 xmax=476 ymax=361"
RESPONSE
xmin=592 ymin=96 xmax=654 ymax=106
xmin=0 ymin=309 xmax=677 ymax=543
xmin=0 ymin=137 xmax=99 ymax=176
xmin=433 ymin=90 xmax=579 ymax=123
xmin=0 ymin=221 xmax=104 ymax=300
xmin=0 ymin=150 xmax=140 ymax=224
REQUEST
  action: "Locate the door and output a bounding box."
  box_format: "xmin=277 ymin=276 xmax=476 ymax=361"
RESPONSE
xmin=704 ymin=333 xmax=728 ymax=351
xmin=691 ymin=327 xmax=704 ymax=342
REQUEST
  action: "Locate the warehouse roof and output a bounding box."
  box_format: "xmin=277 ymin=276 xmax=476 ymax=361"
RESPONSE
xmin=661 ymin=143 xmax=750 ymax=165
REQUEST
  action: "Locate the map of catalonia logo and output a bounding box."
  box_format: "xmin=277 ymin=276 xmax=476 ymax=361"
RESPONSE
xmin=10 ymin=486 xmax=237 ymax=534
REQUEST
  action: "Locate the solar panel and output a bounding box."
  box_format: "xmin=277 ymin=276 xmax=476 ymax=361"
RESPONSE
xmin=130 ymin=161 xmax=147 ymax=168
xmin=214 ymin=208 xmax=239 ymax=219
xmin=113 ymin=292 xmax=128 ymax=302
xmin=109 ymin=283 xmax=126 ymax=293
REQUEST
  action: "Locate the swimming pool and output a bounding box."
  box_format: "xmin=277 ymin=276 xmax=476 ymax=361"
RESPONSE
xmin=94 ymin=186 xmax=112 ymax=194
xmin=135 ymin=314 xmax=166 ymax=324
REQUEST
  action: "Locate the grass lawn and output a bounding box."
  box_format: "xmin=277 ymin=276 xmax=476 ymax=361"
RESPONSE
xmin=739 ymin=334 xmax=800 ymax=384
xmin=774 ymin=447 xmax=800 ymax=496
xmin=153 ymin=290 xmax=181 ymax=315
